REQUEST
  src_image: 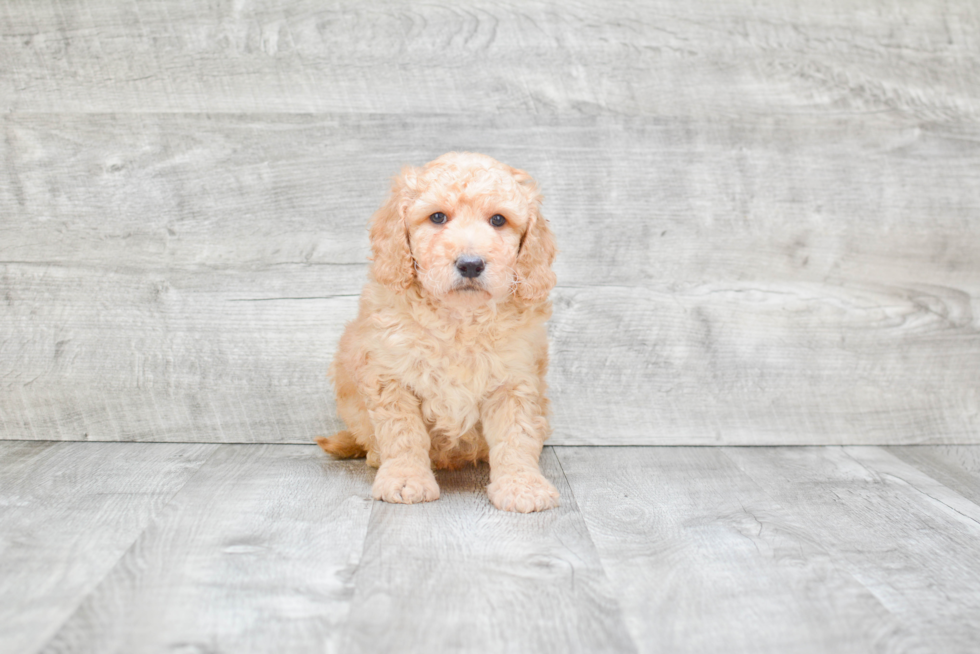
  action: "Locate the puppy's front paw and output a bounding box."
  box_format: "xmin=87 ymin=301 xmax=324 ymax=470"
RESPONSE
xmin=372 ymin=463 xmax=440 ymax=504
xmin=488 ymin=472 xmax=560 ymax=513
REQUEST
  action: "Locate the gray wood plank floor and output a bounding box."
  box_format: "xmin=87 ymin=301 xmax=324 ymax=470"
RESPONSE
xmin=4 ymin=442 xmax=980 ymax=654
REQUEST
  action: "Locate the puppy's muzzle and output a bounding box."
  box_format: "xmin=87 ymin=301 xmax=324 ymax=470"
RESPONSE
xmin=455 ymin=256 xmax=486 ymax=279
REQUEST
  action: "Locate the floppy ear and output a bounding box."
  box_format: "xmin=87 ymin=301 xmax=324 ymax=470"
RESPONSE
xmin=511 ymin=171 xmax=557 ymax=303
xmin=369 ymin=169 xmax=417 ymax=291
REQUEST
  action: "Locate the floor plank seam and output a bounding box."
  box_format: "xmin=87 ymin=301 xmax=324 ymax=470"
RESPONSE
xmin=335 ymin=481 xmax=378 ymax=652
xmin=551 ymin=446 xmax=642 ymax=654
xmin=713 ymin=445 xmax=909 ymax=623
xmin=843 ymin=447 xmax=980 ymax=528
xmin=30 ymin=443 xmax=226 ymax=654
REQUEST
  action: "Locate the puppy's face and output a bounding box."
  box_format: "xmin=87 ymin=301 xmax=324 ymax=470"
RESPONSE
xmin=405 ymin=162 xmax=530 ymax=305
xmin=370 ymin=152 xmax=556 ymax=306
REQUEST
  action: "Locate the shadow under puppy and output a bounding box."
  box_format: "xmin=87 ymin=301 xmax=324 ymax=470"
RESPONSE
xmin=317 ymin=152 xmax=559 ymax=512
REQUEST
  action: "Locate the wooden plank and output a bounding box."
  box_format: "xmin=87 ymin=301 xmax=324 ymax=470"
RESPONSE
xmin=1 ymin=261 xmax=976 ymax=444
xmin=723 ymin=445 xmax=980 ymax=653
xmin=886 ymin=445 xmax=980 ymax=507
xmin=0 ymin=441 xmax=218 ymax=654
xmin=549 ymin=283 xmax=980 ymax=445
xmin=842 ymin=446 xmax=980 ymax=524
xmin=4 ymin=112 xmax=980 ymax=283
xmin=339 ymin=448 xmax=636 ymax=653
xmin=554 ymin=446 xmax=905 ymax=653
xmin=1 ymin=113 xmax=386 ymax=269
xmin=1 ymin=1 xmax=978 ymax=116
xmin=0 ymin=263 xmax=353 ymax=443
xmin=38 ymin=444 xmax=375 ymax=654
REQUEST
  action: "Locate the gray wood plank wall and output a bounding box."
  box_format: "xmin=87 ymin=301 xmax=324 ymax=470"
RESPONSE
xmin=2 ymin=1 xmax=978 ymax=444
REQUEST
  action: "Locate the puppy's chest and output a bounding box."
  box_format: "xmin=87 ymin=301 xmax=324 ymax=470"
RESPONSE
xmin=408 ymin=330 xmax=503 ymax=397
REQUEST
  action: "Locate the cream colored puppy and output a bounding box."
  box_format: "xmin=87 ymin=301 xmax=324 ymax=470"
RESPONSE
xmin=317 ymin=152 xmax=559 ymax=513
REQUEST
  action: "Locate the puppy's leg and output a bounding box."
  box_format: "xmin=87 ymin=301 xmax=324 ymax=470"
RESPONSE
xmin=324 ymin=356 xmax=373 ymax=460
xmin=480 ymin=384 xmax=559 ymax=513
xmin=368 ymin=380 xmax=440 ymax=504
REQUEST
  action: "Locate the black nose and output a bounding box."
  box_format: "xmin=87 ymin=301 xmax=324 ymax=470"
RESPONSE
xmin=455 ymin=256 xmax=485 ymax=278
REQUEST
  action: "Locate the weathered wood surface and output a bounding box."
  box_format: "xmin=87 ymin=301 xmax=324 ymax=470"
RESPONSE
xmin=37 ymin=444 xmax=375 ymax=654
xmin=723 ymin=446 xmax=980 ymax=654
xmin=2 ymin=1 xmax=978 ymax=117
xmin=558 ymin=445 xmax=980 ymax=653
xmin=339 ymin=448 xmax=635 ymax=653
xmin=0 ymin=263 xmax=353 ymax=443
xmin=5 ymin=113 xmax=979 ymax=277
xmin=7 ymin=442 xmax=980 ymax=653
xmin=886 ymin=445 xmax=980 ymax=508
xmin=2 ymin=0 xmax=979 ymax=445
xmin=2 ymin=112 xmax=977 ymax=444
xmin=3 ymin=259 xmax=976 ymax=445
xmin=0 ymin=441 xmax=218 ymax=654
xmin=555 ymin=446 xmax=900 ymax=653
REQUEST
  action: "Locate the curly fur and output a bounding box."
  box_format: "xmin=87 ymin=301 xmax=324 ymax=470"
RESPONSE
xmin=318 ymin=152 xmax=559 ymax=512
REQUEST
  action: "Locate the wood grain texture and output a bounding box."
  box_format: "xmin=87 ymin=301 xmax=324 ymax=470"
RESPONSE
xmin=5 ymin=112 xmax=980 ymax=278
xmin=0 ymin=441 xmax=218 ymax=654
xmin=3 ymin=263 xmax=976 ymax=445
xmin=38 ymin=444 xmax=375 ymax=654
xmin=0 ymin=263 xmax=353 ymax=442
xmin=2 ymin=1 xmax=978 ymax=117
xmin=6 ymin=443 xmax=980 ymax=652
xmin=549 ymin=282 xmax=979 ymax=444
xmin=886 ymin=445 xmax=980 ymax=507
xmin=554 ymin=446 xmax=903 ymax=653
xmin=723 ymin=445 xmax=980 ymax=654
xmin=3 ymin=111 xmax=978 ymax=444
xmin=339 ymin=448 xmax=636 ymax=653
xmin=843 ymin=445 xmax=980 ymax=524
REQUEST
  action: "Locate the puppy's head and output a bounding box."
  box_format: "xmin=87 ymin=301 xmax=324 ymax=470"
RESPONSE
xmin=369 ymin=152 xmax=556 ymax=306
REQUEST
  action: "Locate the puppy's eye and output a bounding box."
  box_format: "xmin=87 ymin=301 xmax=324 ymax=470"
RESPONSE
xmin=429 ymin=212 xmax=448 ymax=224
xmin=490 ymin=214 xmax=506 ymax=227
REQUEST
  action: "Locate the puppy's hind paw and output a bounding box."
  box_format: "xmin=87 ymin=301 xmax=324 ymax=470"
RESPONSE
xmin=488 ymin=472 xmax=560 ymax=513
xmin=372 ymin=463 xmax=440 ymax=504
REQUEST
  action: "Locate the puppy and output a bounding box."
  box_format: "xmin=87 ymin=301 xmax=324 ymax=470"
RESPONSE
xmin=317 ymin=152 xmax=559 ymax=512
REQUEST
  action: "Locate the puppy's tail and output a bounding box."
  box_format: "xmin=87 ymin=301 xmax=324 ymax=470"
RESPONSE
xmin=316 ymin=431 xmax=367 ymax=459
